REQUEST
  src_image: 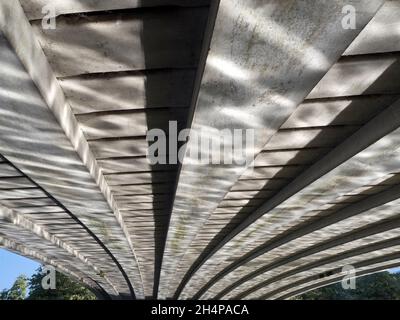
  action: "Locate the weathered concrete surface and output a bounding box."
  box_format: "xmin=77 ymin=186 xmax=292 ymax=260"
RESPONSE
xmin=308 ymin=53 xmax=400 ymax=99
xmin=183 ymin=96 xmax=400 ymax=299
xmin=0 ymin=32 xmax=141 ymax=297
xmin=0 ymin=0 xmax=145 ymax=298
xmin=20 ymin=0 xmax=210 ymax=20
xmin=76 ymin=108 xmax=187 ymax=140
xmin=217 ymin=188 xmax=400 ymax=299
xmin=281 ymin=96 xmax=393 ymax=129
xmin=185 ymin=6 xmax=399 ymax=298
xmin=250 ymin=242 xmax=400 ymax=299
xmin=344 ymin=0 xmax=400 ymax=55
xmin=0 ymin=236 xmax=109 ymax=298
xmin=30 ymin=7 xmax=209 ymax=77
xmin=159 ymin=0 xmax=386 ymax=299
xmin=169 ymin=2 xmax=400 ymax=299
xmin=275 ymin=259 xmax=400 ymax=300
xmin=1 ymin=0 xmax=400 ymax=300
xmin=59 ymin=69 xmax=196 ymax=114
xmin=268 ymin=254 xmax=400 ymax=300
xmin=0 ymin=201 xmax=118 ymax=297
xmin=3 ymin=0 xmax=211 ymax=298
xmin=42 ymin=4 xmax=209 ymax=296
xmin=186 ymin=93 xmax=400 ymax=299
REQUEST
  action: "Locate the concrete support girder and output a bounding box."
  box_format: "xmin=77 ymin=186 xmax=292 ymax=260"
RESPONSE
xmin=277 ymin=261 xmax=400 ymax=300
xmin=1 ymin=0 xmax=399 ymax=301
xmin=0 ymin=212 xmax=118 ymax=297
xmin=182 ymin=93 xmax=400 ymax=299
xmin=0 ymin=158 xmax=126 ymax=295
xmin=224 ymin=209 xmax=400 ymax=299
xmin=23 ymin=2 xmax=211 ymax=296
xmin=190 ymin=97 xmax=400 ymax=299
xmin=0 ymin=0 xmax=145 ymax=298
xmin=160 ymin=0 xmax=386 ymax=299
xmin=245 ymin=234 xmax=400 ymax=299
xmin=19 ymin=0 xmax=211 ymax=20
xmin=184 ymin=97 xmax=400 ymax=299
xmin=0 ymin=236 xmax=111 ymax=299
xmin=177 ymin=2 xmax=399 ymax=297
xmin=29 ymin=7 xmax=209 ymax=77
xmin=343 ymin=0 xmax=400 ymax=55
xmin=2 ymin=0 xmax=213 ymax=298
xmin=0 ymin=201 xmax=119 ymax=295
xmin=267 ymin=252 xmax=400 ymax=300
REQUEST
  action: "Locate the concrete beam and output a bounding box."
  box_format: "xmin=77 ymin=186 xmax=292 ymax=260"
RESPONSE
xmin=277 ymin=260 xmax=400 ymax=300
xmin=30 ymin=7 xmax=209 ymax=77
xmin=188 ymin=99 xmax=400 ymax=299
xmin=247 ymin=237 xmax=400 ymax=299
xmin=173 ymin=2 xmax=400 ymax=298
xmin=177 ymin=97 xmax=400 ymax=298
xmin=0 ymin=236 xmax=110 ymax=298
xmin=226 ymin=216 xmax=400 ymax=299
xmin=160 ymin=0 xmax=385 ymax=299
xmin=344 ymin=0 xmax=400 ymax=55
xmin=181 ymin=55 xmax=400 ymax=298
xmin=20 ymin=0 xmax=211 ymax=20
xmin=59 ymin=69 xmax=196 ymax=114
xmin=0 ymin=0 xmax=144 ymax=298
xmin=267 ymin=252 xmax=400 ymax=300
xmin=182 ymin=96 xmax=400 ymax=299
xmin=0 ymin=205 xmax=119 ymax=295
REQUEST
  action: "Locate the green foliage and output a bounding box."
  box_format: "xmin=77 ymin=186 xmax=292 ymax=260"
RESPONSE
xmin=0 ymin=275 xmax=28 ymax=300
xmin=298 ymin=272 xmax=400 ymax=300
xmin=1 ymin=267 xmax=96 ymax=300
xmin=0 ymin=289 xmax=8 ymax=300
xmin=27 ymin=267 xmax=96 ymax=300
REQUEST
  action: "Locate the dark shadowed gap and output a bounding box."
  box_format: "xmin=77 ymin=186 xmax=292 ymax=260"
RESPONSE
xmin=140 ymin=2 xmax=213 ymax=299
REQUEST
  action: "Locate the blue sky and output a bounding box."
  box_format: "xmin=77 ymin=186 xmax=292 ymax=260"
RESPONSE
xmin=0 ymin=249 xmax=40 ymax=291
xmin=389 ymin=267 xmax=400 ymax=274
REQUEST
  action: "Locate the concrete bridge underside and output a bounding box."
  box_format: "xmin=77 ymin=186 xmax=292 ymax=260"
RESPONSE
xmin=0 ymin=0 xmax=400 ymax=299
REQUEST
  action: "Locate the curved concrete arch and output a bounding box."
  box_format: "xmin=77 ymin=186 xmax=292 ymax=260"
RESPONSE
xmin=1 ymin=0 xmax=400 ymax=300
xmin=0 ymin=201 xmax=120 ymax=295
xmin=191 ymin=97 xmax=400 ymax=300
xmin=180 ymin=92 xmax=400 ymax=294
xmin=161 ymin=0 xmax=387 ymax=299
xmin=195 ymin=182 xmax=400 ymax=299
xmin=19 ymin=0 xmax=211 ymax=20
xmin=267 ymin=252 xmax=400 ymax=300
xmin=0 ymin=0 xmax=144 ymax=298
xmin=0 ymin=154 xmax=136 ymax=297
xmin=234 ymin=231 xmax=400 ymax=299
xmin=2 ymin=0 xmax=216 ymax=298
xmin=258 ymin=249 xmax=400 ymax=299
xmin=0 ymin=208 xmax=121 ymax=296
xmin=0 ymin=236 xmax=111 ymax=299
xmin=214 ymin=215 xmax=400 ymax=299
xmin=278 ymin=261 xmax=400 ymax=300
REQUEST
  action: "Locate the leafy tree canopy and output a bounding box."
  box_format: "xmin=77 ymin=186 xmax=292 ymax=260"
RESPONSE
xmin=0 ymin=275 xmax=28 ymax=300
xmin=1 ymin=266 xmax=96 ymax=300
xmin=298 ymin=272 xmax=400 ymax=300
